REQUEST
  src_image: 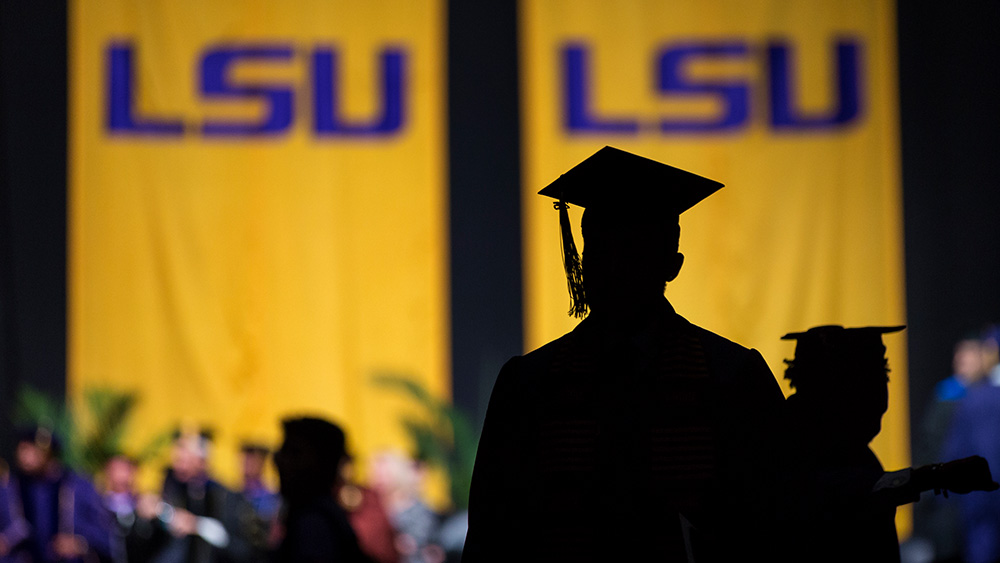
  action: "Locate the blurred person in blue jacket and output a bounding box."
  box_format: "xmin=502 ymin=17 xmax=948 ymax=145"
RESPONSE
xmin=944 ymin=325 xmax=1000 ymax=563
xmin=912 ymin=333 xmax=989 ymax=562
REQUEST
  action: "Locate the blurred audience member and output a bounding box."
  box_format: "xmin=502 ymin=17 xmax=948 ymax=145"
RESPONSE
xmin=101 ymin=455 xmax=169 ymax=563
xmin=371 ymin=451 xmax=443 ymax=563
xmin=945 ymin=325 xmax=1000 ymax=563
xmin=339 ymin=457 xmax=399 ymax=563
xmin=239 ymin=443 xmax=280 ymax=523
xmin=272 ymin=417 xmax=371 ymax=562
xmin=0 ymin=426 xmax=113 ymax=562
xmin=103 ymin=456 xmax=139 ymax=522
xmin=913 ymin=334 xmax=988 ymax=562
xmin=151 ymin=428 xmax=263 ymax=563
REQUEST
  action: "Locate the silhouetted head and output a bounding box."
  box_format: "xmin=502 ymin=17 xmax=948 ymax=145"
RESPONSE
xmin=783 ymin=325 xmax=904 ymax=444
xmin=274 ymin=417 xmax=347 ymax=503
xmin=581 ymin=208 xmax=684 ymax=314
xmin=538 ymin=146 xmax=722 ymax=318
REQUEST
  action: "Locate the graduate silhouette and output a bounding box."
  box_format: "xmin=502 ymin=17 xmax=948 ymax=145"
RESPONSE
xmin=462 ymin=147 xmax=786 ymax=562
xmin=780 ymin=325 xmax=998 ymax=563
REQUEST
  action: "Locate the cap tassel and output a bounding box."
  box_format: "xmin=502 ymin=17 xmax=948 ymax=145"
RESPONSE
xmin=555 ymin=201 xmax=588 ymax=318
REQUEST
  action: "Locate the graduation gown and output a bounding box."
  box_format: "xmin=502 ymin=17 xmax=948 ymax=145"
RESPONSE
xmin=0 ymin=469 xmax=113 ymax=563
xmin=273 ymin=497 xmax=373 ymax=563
xmin=943 ymin=380 xmax=1000 ymax=563
xmin=150 ymin=472 xmax=263 ymax=563
xmin=782 ymin=396 xmax=902 ymax=563
xmin=462 ymin=299 xmax=785 ymax=562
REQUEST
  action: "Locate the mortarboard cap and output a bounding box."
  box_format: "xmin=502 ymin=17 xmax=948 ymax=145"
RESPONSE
xmin=782 ymin=325 xmax=905 ymax=387
xmin=538 ymin=146 xmax=724 ymax=214
xmin=538 ymin=146 xmax=724 ymax=318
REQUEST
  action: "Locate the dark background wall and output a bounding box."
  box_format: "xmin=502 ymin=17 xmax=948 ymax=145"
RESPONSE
xmin=447 ymin=0 xmax=523 ymax=428
xmin=2 ymin=1 xmax=999 ymax=462
xmin=0 ymin=1 xmax=69 ymax=457
xmin=898 ymin=0 xmax=1000 ymax=444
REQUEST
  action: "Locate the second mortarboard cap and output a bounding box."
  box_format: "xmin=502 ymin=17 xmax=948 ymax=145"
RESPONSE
xmin=782 ymin=325 xmax=905 ymax=386
xmin=782 ymin=325 xmax=905 ymax=355
xmin=538 ymin=146 xmax=724 ymax=318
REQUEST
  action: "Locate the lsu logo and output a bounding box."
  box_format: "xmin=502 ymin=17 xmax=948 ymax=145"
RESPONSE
xmin=107 ymin=42 xmax=406 ymax=137
xmin=564 ymin=39 xmax=862 ymax=134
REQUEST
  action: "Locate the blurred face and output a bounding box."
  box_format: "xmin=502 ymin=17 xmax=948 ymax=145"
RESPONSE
xmin=171 ymin=442 xmax=207 ymax=483
xmin=242 ymin=451 xmax=267 ymax=481
xmin=370 ymin=451 xmax=419 ymax=497
xmin=105 ymin=457 xmax=136 ymax=494
xmin=15 ymin=442 xmax=50 ymax=476
xmin=954 ymin=340 xmax=985 ymax=383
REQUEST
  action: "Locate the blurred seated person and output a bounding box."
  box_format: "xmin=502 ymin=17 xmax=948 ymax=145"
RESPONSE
xmin=272 ymin=417 xmax=372 ymax=563
xmin=782 ymin=326 xmax=998 ymax=563
xmin=239 ymin=443 xmax=280 ymax=523
xmin=0 ymin=426 xmax=113 ymax=563
xmin=371 ymin=450 xmax=442 ymax=563
xmin=102 ymin=454 xmax=173 ymax=563
xmin=103 ymin=456 xmax=139 ymax=523
xmin=339 ymin=455 xmax=398 ymax=563
xmin=149 ymin=427 xmax=262 ymax=563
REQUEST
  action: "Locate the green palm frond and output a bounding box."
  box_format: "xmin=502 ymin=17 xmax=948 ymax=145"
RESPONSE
xmin=13 ymin=386 xmax=79 ymax=468
xmin=132 ymin=428 xmax=176 ymax=466
xmin=78 ymin=388 xmax=140 ymax=475
xmin=13 ymin=386 xmax=171 ymax=477
xmin=371 ymin=373 xmax=479 ymax=510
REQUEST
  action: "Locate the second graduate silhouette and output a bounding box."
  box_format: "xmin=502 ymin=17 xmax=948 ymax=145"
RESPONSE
xmin=463 ymin=147 xmax=786 ymax=562
xmin=780 ymin=325 xmax=998 ymax=563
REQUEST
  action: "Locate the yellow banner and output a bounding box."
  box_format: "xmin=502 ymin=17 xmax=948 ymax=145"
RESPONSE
xmin=521 ymin=0 xmax=907 ymax=530
xmin=70 ymin=0 xmax=447 ymax=499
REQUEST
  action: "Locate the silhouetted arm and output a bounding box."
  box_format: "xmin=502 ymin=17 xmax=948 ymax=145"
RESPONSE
xmin=873 ymin=455 xmax=998 ymax=509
